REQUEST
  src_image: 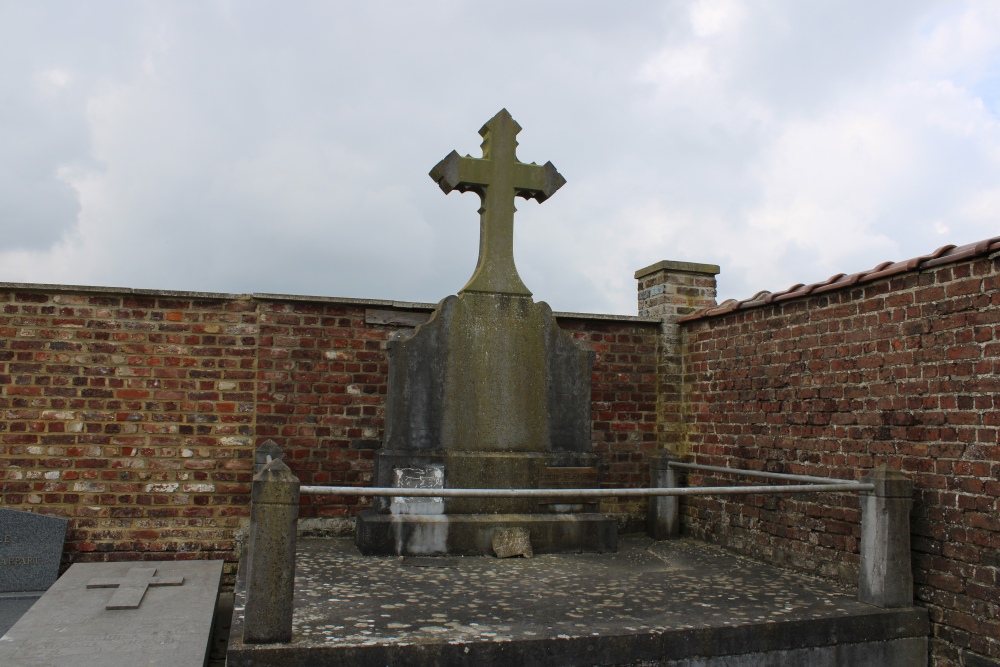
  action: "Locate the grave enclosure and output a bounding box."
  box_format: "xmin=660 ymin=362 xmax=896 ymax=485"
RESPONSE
xmin=0 ymin=108 xmax=997 ymax=666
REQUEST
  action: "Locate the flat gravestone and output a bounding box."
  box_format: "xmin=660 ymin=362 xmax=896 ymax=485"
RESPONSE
xmin=0 ymin=559 xmax=223 ymax=666
xmin=0 ymin=508 xmax=68 ymax=637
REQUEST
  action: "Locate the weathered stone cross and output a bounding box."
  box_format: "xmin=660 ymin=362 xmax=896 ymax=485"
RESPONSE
xmin=86 ymin=566 xmax=184 ymax=610
xmin=430 ymin=109 xmax=565 ymax=296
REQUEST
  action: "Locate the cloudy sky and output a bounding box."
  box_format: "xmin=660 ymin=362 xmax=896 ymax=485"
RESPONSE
xmin=2 ymin=1 xmax=999 ymax=314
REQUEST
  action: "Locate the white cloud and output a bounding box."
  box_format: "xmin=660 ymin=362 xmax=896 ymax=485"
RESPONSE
xmin=0 ymin=1 xmax=999 ymax=314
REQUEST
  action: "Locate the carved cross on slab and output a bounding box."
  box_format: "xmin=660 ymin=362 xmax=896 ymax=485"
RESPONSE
xmin=430 ymin=109 xmax=565 ymax=296
xmin=86 ymin=566 xmax=185 ymax=610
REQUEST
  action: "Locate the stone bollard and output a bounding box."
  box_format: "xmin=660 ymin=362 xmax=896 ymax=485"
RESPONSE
xmin=647 ymin=451 xmax=681 ymax=540
xmin=858 ymin=465 xmax=913 ymax=608
xmin=254 ymin=439 xmax=285 ymax=476
xmin=243 ymin=458 xmax=300 ymax=644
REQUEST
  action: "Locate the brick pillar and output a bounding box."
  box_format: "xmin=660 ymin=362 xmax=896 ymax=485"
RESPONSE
xmin=635 ymin=260 xmax=719 ymax=454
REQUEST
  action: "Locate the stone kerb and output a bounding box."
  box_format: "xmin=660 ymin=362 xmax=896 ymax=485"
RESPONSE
xmin=243 ymin=458 xmax=300 ymax=644
xmin=634 ymin=260 xmax=719 ymax=454
xmin=858 ymin=465 xmax=914 ymax=609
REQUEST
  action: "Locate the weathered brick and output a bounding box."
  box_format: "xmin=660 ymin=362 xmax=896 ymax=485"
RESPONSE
xmin=680 ymin=253 xmax=999 ymax=667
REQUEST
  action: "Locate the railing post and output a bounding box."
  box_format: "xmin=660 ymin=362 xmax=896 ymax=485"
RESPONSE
xmin=243 ymin=458 xmax=301 ymax=644
xmin=858 ymin=465 xmax=913 ymax=608
xmin=647 ymin=451 xmax=681 ymax=539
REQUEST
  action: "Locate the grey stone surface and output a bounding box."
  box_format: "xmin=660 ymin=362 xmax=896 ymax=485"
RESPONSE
xmin=493 ymin=527 xmax=533 ymax=558
xmin=243 ymin=458 xmax=300 ymax=644
xmin=85 ymin=566 xmax=184 ymax=610
xmin=0 ymin=594 xmax=39 ymax=638
xmin=382 ymin=293 xmax=594 ymax=456
xmin=0 ymin=508 xmax=68 ymax=594
xmin=227 ymin=536 xmax=928 ymax=666
xmin=634 ymin=259 xmax=722 ymax=279
xmin=0 ymin=559 xmax=223 ymax=666
xmin=859 ymin=465 xmax=914 ymax=608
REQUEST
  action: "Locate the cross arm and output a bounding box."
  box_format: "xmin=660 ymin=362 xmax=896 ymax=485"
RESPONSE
xmin=513 ymin=161 xmax=566 ymax=202
xmin=429 ymin=151 xmax=493 ymax=195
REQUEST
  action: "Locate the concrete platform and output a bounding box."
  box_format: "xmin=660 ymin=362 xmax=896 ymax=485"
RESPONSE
xmin=227 ymin=536 xmax=928 ymax=666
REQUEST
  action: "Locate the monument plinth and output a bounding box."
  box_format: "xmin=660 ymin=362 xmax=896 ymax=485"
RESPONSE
xmin=356 ymin=110 xmax=616 ymax=555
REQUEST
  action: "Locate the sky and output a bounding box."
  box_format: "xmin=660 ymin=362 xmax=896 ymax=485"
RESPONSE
xmin=2 ymin=1 xmax=999 ymax=315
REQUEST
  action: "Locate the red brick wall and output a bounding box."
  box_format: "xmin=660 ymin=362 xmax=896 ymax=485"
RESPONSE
xmin=680 ymin=253 xmax=1000 ymax=666
xmin=553 ymin=317 xmax=659 ymax=525
xmin=0 ymin=288 xmax=257 ymax=583
xmin=1 ymin=286 xmax=661 ymax=578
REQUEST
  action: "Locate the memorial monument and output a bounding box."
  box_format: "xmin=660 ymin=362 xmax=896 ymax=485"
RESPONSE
xmin=355 ymin=109 xmax=616 ymax=555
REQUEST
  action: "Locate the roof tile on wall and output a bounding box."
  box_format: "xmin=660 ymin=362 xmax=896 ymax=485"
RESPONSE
xmin=679 ymin=236 xmax=1000 ymax=322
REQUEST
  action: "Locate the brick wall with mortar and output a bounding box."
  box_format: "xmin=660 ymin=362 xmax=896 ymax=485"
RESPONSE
xmin=0 ymin=286 xmax=257 ymax=585
xmin=0 ymin=285 xmax=661 ymax=580
xmin=635 ymin=260 xmax=720 ymax=454
xmin=677 ymin=252 xmax=1000 ymax=667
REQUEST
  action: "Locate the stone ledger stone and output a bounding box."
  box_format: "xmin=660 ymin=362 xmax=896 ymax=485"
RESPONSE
xmin=0 ymin=559 xmax=223 ymax=667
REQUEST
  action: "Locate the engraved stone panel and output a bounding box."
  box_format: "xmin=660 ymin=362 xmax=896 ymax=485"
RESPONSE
xmin=0 ymin=508 xmax=68 ymax=594
xmin=391 ymin=466 xmax=444 ymax=515
xmin=492 ymin=527 xmax=533 ymax=558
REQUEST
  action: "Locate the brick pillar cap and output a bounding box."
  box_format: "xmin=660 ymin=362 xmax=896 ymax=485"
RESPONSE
xmin=860 ymin=465 xmax=912 ymax=498
xmin=650 ymin=451 xmax=683 ymax=469
xmin=635 ymin=260 xmax=721 ymax=280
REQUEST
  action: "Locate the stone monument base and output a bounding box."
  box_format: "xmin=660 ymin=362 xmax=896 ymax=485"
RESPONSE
xmin=355 ymin=511 xmax=618 ymax=556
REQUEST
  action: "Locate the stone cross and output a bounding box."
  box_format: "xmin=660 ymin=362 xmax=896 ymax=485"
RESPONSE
xmin=86 ymin=566 xmax=184 ymax=610
xmin=430 ymin=109 xmax=566 ymax=296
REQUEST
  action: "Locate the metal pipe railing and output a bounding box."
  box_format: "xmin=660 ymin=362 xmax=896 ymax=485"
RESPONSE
xmin=300 ymin=483 xmax=872 ymax=498
xmin=667 ymin=461 xmax=862 ymax=486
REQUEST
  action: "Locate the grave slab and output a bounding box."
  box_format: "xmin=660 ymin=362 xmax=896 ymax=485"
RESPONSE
xmin=228 ymin=536 xmax=927 ymax=667
xmin=0 ymin=559 xmax=224 ymax=666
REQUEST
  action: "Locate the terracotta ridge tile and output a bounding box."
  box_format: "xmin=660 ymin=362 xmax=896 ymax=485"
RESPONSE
xmin=678 ymin=234 xmax=1000 ymax=323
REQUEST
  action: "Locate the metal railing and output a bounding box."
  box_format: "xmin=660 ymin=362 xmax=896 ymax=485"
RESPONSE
xmin=300 ymin=463 xmax=872 ymax=498
xmin=667 ymin=461 xmax=870 ymax=487
xmin=242 ymin=456 xmax=912 ymax=645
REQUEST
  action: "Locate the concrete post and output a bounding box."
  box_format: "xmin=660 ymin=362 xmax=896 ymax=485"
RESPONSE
xmin=243 ymin=458 xmax=300 ymax=644
xmin=254 ymin=439 xmax=284 ymax=476
xmin=858 ymin=465 xmax=913 ymax=608
xmin=647 ymin=452 xmax=681 ymax=539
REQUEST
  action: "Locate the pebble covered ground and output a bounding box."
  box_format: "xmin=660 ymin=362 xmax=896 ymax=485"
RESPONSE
xmin=272 ymin=536 xmax=865 ymax=649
